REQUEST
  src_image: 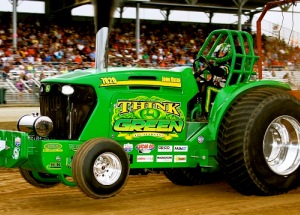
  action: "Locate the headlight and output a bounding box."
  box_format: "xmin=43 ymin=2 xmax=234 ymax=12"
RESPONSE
xmin=17 ymin=114 xmax=53 ymax=137
xmin=62 ymin=85 xmax=74 ymax=96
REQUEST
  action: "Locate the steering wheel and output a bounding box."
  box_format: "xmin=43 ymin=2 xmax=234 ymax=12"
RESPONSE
xmin=193 ymin=55 xmax=213 ymax=83
xmin=198 ymin=55 xmax=212 ymax=70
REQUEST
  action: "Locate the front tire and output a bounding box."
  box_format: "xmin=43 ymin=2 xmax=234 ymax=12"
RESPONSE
xmin=218 ymin=87 xmax=300 ymax=195
xmin=19 ymin=168 xmax=60 ymax=188
xmin=72 ymin=138 xmax=129 ymax=199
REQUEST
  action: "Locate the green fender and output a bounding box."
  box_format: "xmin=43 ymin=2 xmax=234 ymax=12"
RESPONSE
xmin=207 ymin=80 xmax=291 ymax=140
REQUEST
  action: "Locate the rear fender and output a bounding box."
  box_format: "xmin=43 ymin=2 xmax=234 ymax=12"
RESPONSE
xmin=207 ymin=80 xmax=291 ymax=140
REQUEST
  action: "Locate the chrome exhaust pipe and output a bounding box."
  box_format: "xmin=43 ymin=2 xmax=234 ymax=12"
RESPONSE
xmin=91 ymin=0 xmax=118 ymax=72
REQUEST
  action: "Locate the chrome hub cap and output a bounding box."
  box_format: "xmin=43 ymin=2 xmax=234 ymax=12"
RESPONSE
xmin=93 ymin=152 xmax=122 ymax=185
xmin=263 ymin=115 xmax=300 ymax=175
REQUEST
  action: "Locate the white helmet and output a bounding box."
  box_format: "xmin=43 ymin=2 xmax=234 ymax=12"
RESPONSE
xmin=214 ymin=43 xmax=231 ymax=63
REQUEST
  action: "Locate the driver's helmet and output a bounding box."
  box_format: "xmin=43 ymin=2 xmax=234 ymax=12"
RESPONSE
xmin=214 ymin=43 xmax=231 ymax=63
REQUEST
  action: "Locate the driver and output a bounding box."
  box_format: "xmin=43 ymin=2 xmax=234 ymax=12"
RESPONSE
xmin=194 ymin=43 xmax=231 ymax=121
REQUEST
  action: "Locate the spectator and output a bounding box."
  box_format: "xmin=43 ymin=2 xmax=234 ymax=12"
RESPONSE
xmin=2 ymin=65 xmax=9 ymax=80
xmin=27 ymin=54 xmax=35 ymax=64
xmin=283 ymin=72 xmax=289 ymax=79
xmin=289 ymin=71 xmax=296 ymax=83
xmin=16 ymin=78 xmax=24 ymax=101
xmin=271 ymin=70 xmax=276 ymax=77
xmin=74 ymin=51 xmax=83 ymax=64
xmin=44 ymin=53 xmax=52 ymax=62
xmin=39 ymin=71 xmax=46 ymax=81
xmin=0 ymin=49 xmax=4 ymax=57
xmin=89 ymin=49 xmax=95 ymax=61
xmin=26 ymin=72 xmax=34 ymax=92
xmin=11 ymin=50 xmax=21 ymax=60
xmin=18 ymin=65 xmax=26 ymax=80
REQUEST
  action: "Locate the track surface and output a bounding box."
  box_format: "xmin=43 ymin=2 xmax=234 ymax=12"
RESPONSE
xmin=0 ymin=107 xmax=300 ymax=215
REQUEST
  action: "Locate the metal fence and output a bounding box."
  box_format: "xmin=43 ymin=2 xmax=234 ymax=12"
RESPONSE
xmin=1 ymin=62 xmax=300 ymax=105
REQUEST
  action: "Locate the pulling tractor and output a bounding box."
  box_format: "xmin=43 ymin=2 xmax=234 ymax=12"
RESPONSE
xmin=1 ymin=0 xmax=300 ymax=198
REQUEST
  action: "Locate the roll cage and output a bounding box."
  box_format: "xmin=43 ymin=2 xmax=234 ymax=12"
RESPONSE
xmin=194 ymin=29 xmax=259 ymax=87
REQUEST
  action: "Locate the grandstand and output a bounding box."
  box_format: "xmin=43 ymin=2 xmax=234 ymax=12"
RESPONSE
xmin=1 ymin=0 xmax=300 ymax=104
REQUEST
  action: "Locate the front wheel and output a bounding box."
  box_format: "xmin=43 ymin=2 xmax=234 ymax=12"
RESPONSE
xmin=72 ymin=138 xmax=129 ymax=199
xmin=19 ymin=168 xmax=60 ymax=188
xmin=218 ymin=87 xmax=300 ymax=195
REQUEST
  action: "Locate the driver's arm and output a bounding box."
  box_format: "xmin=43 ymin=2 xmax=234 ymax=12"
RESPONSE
xmin=210 ymin=64 xmax=229 ymax=77
xmin=193 ymin=71 xmax=202 ymax=79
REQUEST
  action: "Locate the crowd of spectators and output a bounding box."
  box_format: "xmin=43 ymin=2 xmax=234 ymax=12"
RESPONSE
xmin=0 ymin=19 xmax=212 ymax=73
xmin=0 ymin=16 xmax=300 ymax=85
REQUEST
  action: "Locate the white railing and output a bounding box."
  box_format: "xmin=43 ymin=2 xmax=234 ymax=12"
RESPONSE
xmin=1 ymin=65 xmax=300 ymax=105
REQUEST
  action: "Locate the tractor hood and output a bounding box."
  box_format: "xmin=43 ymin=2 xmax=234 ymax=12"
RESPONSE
xmin=40 ymin=67 xmax=184 ymax=86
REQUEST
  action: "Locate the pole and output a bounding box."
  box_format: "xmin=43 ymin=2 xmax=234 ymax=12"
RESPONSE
xmin=12 ymin=0 xmax=17 ymax=51
xmin=136 ymin=3 xmax=140 ymax=57
xmin=256 ymin=0 xmax=297 ymax=79
xmin=233 ymin=0 xmax=248 ymax=31
xmin=237 ymin=4 xmax=242 ymax=30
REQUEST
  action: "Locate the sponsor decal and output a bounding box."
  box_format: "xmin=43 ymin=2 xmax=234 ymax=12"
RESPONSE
xmin=0 ymin=140 xmax=6 ymax=151
xmin=100 ymin=77 xmax=117 ymax=86
xmin=100 ymin=77 xmax=181 ymax=88
xmin=157 ymin=145 xmax=172 ymax=152
xmin=43 ymin=143 xmax=63 ymax=152
xmin=136 ymin=143 xmax=155 ymax=153
xmin=174 ymin=145 xmax=188 ymax=152
xmin=15 ymin=137 xmax=21 ymax=147
xmin=156 ymin=155 xmax=173 ymax=162
xmin=162 ymin=76 xmax=181 ymax=84
xmin=12 ymin=147 xmax=20 ymax=160
xmin=174 ymin=155 xmax=187 ymax=163
xmin=66 ymin=157 xmax=72 ymax=168
xmin=137 ymin=155 xmax=154 ymax=162
xmin=12 ymin=137 xmax=21 ymax=159
xmin=124 ymin=143 xmax=133 ymax=152
xmin=112 ymin=96 xmax=185 ymax=140
xmin=69 ymin=144 xmax=79 ymax=151
xmin=47 ymin=162 xmax=61 ymax=169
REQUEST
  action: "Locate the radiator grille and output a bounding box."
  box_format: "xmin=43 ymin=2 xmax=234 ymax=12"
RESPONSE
xmin=39 ymin=84 xmax=96 ymax=140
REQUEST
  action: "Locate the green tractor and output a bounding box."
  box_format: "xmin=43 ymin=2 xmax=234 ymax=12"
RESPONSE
xmin=1 ymin=0 xmax=300 ymax=199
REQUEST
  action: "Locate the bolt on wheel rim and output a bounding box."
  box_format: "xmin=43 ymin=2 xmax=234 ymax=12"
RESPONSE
xmin=93 ymin=152 xmax=122 ymax=185
xmin=263 ymin=115 xmax=300 ymax=175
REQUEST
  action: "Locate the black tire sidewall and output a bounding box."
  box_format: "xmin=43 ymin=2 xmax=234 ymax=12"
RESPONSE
xmin=19 ymin=168 xmax=59 ymax=188
xmin=246 ymin=96 xmax=300 ymax=190
xmin=81 ymin=140 xmax=129 ymax=196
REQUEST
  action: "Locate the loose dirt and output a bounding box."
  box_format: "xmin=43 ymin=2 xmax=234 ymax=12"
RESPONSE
xmin=0 ymin=169 xmax=300 ymax=215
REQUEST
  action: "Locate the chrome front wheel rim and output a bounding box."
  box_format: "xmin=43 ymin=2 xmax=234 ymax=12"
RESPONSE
xmin=93 ymin=152 xmax=122 ymax=185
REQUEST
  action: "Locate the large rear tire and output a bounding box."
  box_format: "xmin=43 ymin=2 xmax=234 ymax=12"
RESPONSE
xmin=72 ymin=138 xmax=129 ymax=199
xmin=218 ymin=87 xmax=300 ymax=195
xmin=164 ymin=167 xmax=221 ymax=185
xmin=19 ymin=168 xmax=60 ymax=188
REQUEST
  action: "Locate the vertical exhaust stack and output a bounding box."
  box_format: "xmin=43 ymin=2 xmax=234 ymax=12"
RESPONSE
xmin=91 ymin=0 xmax=118 ymax=72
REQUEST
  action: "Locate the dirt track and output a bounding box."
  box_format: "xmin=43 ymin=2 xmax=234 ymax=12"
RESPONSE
xmin=0 ymin=168 xmax=300 ymax=215
xmin=0 ymin=107 xmax=300 ymax=215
